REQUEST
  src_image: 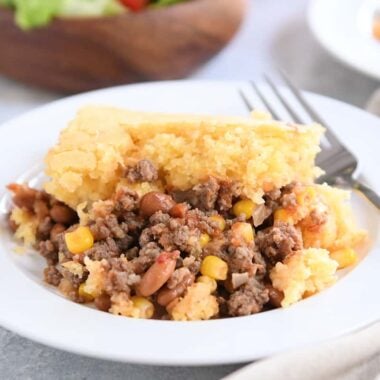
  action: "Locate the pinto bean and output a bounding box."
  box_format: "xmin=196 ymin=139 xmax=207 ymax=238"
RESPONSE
xmin=266 ymin=285 xmax=284 ymax=308
xmin=7 ymin=183 xmax=37 ymax=210
xmin=50 ymin=223 xmax=66 ymax=241
xmin=169 ymin=203 xmax=189 ymax=218
xmin=50 ymin=204 xmax=77 ymax=224
xmin=139 ymin=192 xmax=175 ymax=218
xmin=34 ymin=199 xmax=50 ymax=220
xmin=157 ymin=272 xmax=194 ymax=306
xmin=138 ymin=251 xmax=179 ymax=297
xmin=95 ymin=294 xmax=111 ymax=312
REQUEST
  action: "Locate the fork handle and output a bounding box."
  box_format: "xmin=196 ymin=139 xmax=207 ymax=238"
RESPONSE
xmin=341 ymin=177 xmax=380 ymax=210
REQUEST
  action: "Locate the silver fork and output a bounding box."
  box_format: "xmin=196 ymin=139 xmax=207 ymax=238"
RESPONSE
xmin=239 ymin=72 xmax=380 ymax=209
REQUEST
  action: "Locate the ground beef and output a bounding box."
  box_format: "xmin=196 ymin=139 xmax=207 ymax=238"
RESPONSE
xmin=277 ymin=182 xmax=300 ymax=209
xmin=171 ymin=176 xmax=242 ymax=214
xmin=281 ymin=193 xmax=297 ymax=208
xmin=88 ymin=193 xmax=143 ymax=252
xmin=149 ymin=211 xmax=171 ymax=225
xmin=185 ymin=209 xmax=216 ymax=235
xmin=132 ymin=242 xmax=161 ymax=273
xmin=58 ymin=278 xmax=80 ymax=302
xmin=113 ymin=187 xmax=139 ymax=214
xmin=172 ymin=177 xmax=220 ymax=211
xmin=182 ymin=256 xmax=201 ymax=274
xmin=115 ymin=236 xmax=134 ymax=252
xmin=263 ymin=185 xmax=298 ymax=216
xmin=91 ymin=200 xmax=115 ymax=219
xmin=171 ymin=225 xmax=200 ymax=254
xmin=90 ymin=214 xmax=129 ymax=241
xmin=59 ymin=266 xmax=84 ymax=288
xmin=124 ymin=159 xmax=158 ymax=183
xmin=140 ymin=213 xmax=202 ymax=256
xmin=265 ymin=188 xmax=282 ymax=201
xmin=167 ymin=267 xmax=192 ymax=290
xmin=44 ymin=265 xmax=62 ymax=286
xmin=8 ymin=178 xmax=301 ymax=320
xmin=306 ymin=208 xmax=328 ymax=231
xmin=105 ymin=258 xmax=140 ymax=294
xmin=85 ymin=238 xmax=121 ymax=261
xmin=122 ymin=212 xmax=145 ymax=234
xmin=217 ymin=295 xmax=229 ymax=317
xmin=203 ymin=237 xmax=229 ymax=261
xmin=50 ymin=224 xmax=66 ymax=242
xmin=227 ymin=278 xmax=269 ymax=316
xmin=217 ymin=180 xmax=242 ymax=211
xmin=55 ymin=231 xmax=72 ymax=261
xmin=228 ymin=245 xmax=266 ymax=276
xmin=125 ymin=247 xmax=139 ymax=260
xmin=255 ymin=222 xmax=303 ymax=265
xmin=37 ymin=216 xmax=54 ymax=241
xmin=39 ymin=240 xmax=58 ymax=265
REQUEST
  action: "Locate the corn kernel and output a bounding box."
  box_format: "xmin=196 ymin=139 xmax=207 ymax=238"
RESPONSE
xmin=200 ymin=255 xmax=228 ymax=280
xmin=78 ymin=283 xmax=94 ymax=303
xmin=209 ymin=215 xmax=226 ymax=231
xmin=197 ymin=275 xmax=217 ymax=292
xmin=131 ymin=296 xmax=155 ymax=319
xmin=231 ymin=222 xmax=254 ymax=243
xmin=303 ymin=290 xmax=316 ymax=298
xmin=330 ymin=248 xmax=358 ymax=269
xmin=296 ymin=186 xmax=316 ymax=206
xmin=232 ymin=199 xmax=256 ymax=219
xmin=65 ymin=226 xmax=94 ymax=254
xmin=200 ymin=233 xmax=210 ymax=248
xmin=274 ymin=208 xmax=294 ymax=224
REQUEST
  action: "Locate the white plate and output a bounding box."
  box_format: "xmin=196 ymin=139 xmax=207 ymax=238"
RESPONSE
xmin=308 ymin=0 xmax=380 ymax=80
xmin=0 ymin=80 xmax=379 ymax=366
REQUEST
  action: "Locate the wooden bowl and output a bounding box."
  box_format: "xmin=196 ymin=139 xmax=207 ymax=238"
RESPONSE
xmin=0 ymin=0 xmax=247 ymax=93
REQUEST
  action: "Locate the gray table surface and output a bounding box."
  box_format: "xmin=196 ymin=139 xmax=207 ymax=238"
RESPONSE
xmin=0 ymin=0 xmax=379 ymax=379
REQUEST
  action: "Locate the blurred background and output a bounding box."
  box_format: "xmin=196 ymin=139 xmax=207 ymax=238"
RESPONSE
xmin=0 ymin=0 xmax=379 ymax=125
xmin=0 ymin=1 xmax=379 ymax=378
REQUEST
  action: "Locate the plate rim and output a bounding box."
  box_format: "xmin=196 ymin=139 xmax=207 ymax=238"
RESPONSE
xmin=0 ymin=79 xmax=379 ymax=366
xmin=307 ymin=0 xmax=380 ymax=80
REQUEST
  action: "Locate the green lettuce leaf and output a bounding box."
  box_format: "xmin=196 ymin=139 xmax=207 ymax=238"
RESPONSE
xmin=152 ymin=0 xmax=186 ymax=6
xmin=13 ymin=0 xmax=63 ymax=29
xmin=0 ymin=0 xmax=16 ymax=7
xmin=58 ymin=0 xmax=124 ymax=18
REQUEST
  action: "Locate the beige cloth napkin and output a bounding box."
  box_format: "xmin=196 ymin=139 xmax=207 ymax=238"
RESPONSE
xmin=222 ymin=94 xmax=380 ymax=380
xmin=223 ymin=322 xmax=380 ymax=380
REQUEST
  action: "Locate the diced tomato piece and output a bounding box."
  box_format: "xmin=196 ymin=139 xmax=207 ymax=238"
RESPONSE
xmin=119 ymin=0 xmax=148 ymax=11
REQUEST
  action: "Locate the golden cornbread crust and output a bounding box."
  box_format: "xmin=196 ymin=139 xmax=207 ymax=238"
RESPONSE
xmin=44 ymin=106 xmax=323 ymax=208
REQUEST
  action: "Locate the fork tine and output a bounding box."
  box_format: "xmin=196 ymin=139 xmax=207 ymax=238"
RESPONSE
xmin=238 ymin=89 xmax=254 ymax=112
xmin=277 ymin=69 xmax=341 ymax=145
xmin=250 ymin=81 xmax=281 ymax=120
xmin=263 ymin=74 xmax=304 ymax=124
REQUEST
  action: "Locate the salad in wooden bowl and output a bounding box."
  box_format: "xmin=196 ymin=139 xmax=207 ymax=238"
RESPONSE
xmin=0 ymin=0 xmax=247 ymax=92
